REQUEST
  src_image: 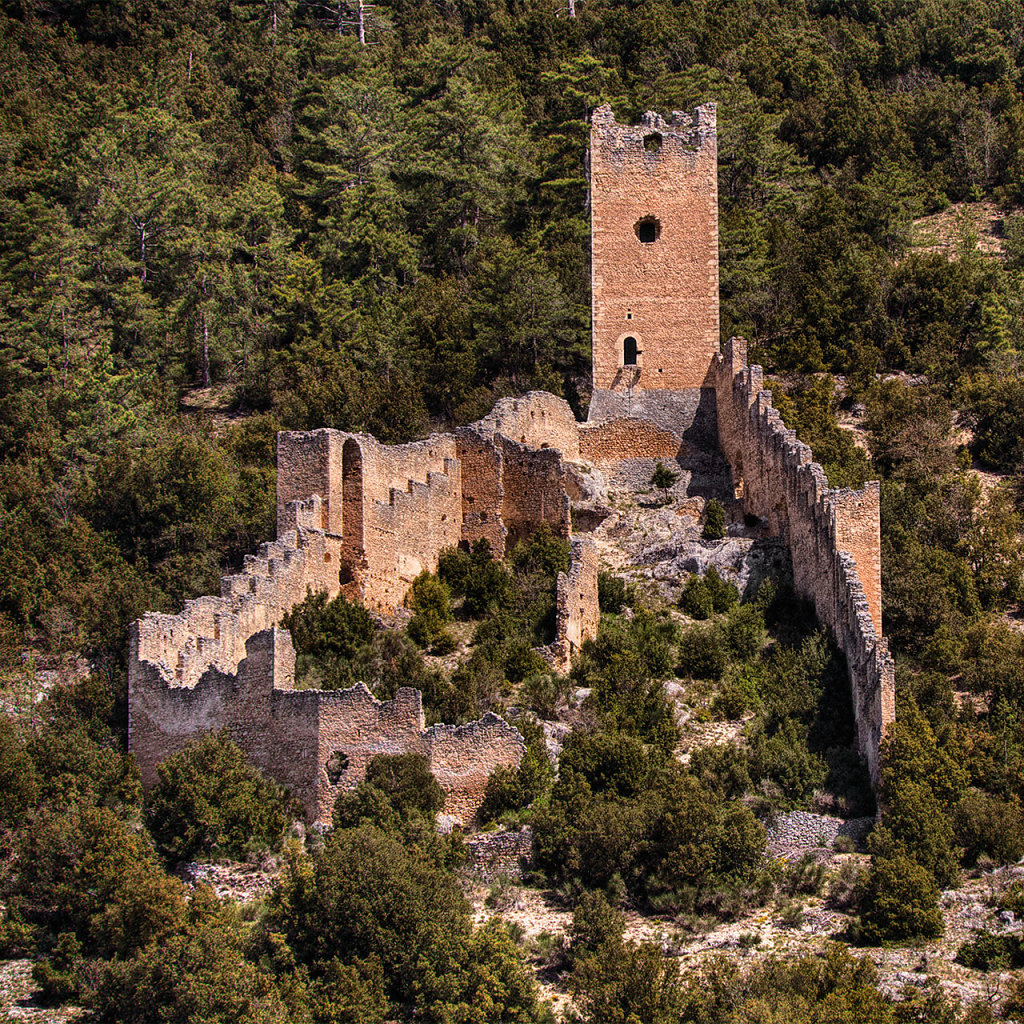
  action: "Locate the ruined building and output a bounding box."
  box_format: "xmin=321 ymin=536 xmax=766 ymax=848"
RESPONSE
xmin=128 ymin=101 xmax=895 ymax=825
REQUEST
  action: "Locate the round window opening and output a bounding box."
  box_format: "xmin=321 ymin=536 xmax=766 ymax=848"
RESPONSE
xmin=635 ymin=217 xmax=660 ymax=244
xmin=643 ymin=132 xmax=662 ymax=152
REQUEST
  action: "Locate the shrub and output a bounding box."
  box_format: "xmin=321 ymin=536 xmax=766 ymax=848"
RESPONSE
xmin=689 ymin=744 xmax=751 ymax=800
xmin=281 ymin=590 xmax=377 ymax=689
xmin=953 ymin=790 xmax=1024 ymax=866
xmin=855 ymin=854 xmax=942 ymax=944
xmin=145 ymin=731 xmax=294 ymax=862
xmin=723 ymin=603 xmax=766 ymax=658
xmin=711 ymin=668 xmax=760 ymax=720
xmin=0 ymin=718 xmax=38 ymax=828
xmin=88 ymin=888 xmax=288 ymax=1024
xmin=598 ymin=571 xmax=628 ymax=613
xmin=679 ymin=575 xmax=713 ymax=619
xmin=956 ymin=930 xmax=1024 ymax=972
xmin=333 ymin=753 xmax=445 ymax=832
xmin=9 ymin=805 xmax=187 ymax=961
xmin=407 ymin=571 xmax=456 ymax=653
xmin=704 ymin=566 xmax=738 ymax=613
xmin=568 ymin=890 xmax=625 ymax=967
xmin=870 ymin=780 xmax=960 ymax=888
xmin=749 ymin=720 xmax=827 ymax=807
xmin=677 ymin=624 xmax=727 ymax=681
xmin=702 ymin=499 xmax=726 ymax=540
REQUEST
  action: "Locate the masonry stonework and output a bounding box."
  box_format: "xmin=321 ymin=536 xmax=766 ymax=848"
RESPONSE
xmin=712 ymin=336 xmax=895 ymax=784
xmin=129 ymin=100 xmax=896 ymax=826
xmin=130 ymin=402 xmax=602 ymax=826
xmin=590 ymin=104 xmax=719 ymax=393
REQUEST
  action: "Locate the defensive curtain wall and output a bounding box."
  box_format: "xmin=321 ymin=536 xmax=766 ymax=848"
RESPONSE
xmin=130 ymin=400 xmax=601 ymax=826
xmin=712 ymin=338 xmax=895 ymax=785
xmin=130 ymin=101 xmax=895 ymax=826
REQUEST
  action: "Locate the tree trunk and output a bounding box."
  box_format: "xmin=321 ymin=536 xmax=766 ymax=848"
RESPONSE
xmin=357 ymin=0 xmax=365 ymax=44
xmin=201 ymin=310 xmax=211 ymax=387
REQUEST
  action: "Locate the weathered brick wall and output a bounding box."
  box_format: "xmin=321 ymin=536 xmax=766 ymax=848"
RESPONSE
xmin=712 ymin=337 xmax=895 ymax=784
xmin=276 ymin=431 xmax=342 ymax=534
xmin=133 ymin=507 xmax=341 ymax=690
xmin=130 ymin=626 xmax=525 ymax=825
xmin=454 ymin=427 xmax=507 ymax=554
xmin=536 ymin=537 xmax=599 ymax=673
xmin=498 ymin=436 xmax=572 ymax=551
xmin=579 ymin=417 xmax=682 ymax=464
xmin=472 ymin=392 xmax=581 ymax=461
xmin=277 ymin=431 xmax=462 ymax=613
xmin=590 ymin=104 xmax=719 ymax=392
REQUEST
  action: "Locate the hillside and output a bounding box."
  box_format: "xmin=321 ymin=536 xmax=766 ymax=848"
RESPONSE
xmin=6 ymin=1 xmax=1024 ymax=1021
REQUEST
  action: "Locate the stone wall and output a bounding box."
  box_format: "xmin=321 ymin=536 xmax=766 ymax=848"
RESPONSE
xmin=590 ymin=104 xmax=719 ymax=392
xmin=276 ymin=430 xmax=462 ymax=613
xmin=133 ymin=501 xmax=342 ymax=690
xmin=472 ymin=392 xmax=581 ymax=462
xmin=712 ymin=336 xmax=895 ymax=784
xmin=579 ymin=417 xmax=682 ymax=464
xmin=537 ymin=537 xmax=599 ymax=673
xmin=130 ymin=626 xmax=525 ymax=825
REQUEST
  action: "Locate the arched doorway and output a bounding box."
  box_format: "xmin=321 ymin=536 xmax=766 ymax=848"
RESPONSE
xmin=340 ymin=439 xmax=364 ymax=583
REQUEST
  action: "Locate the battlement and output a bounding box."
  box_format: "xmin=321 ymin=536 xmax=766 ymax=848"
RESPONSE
xmin=130 ymin=400 xmax=604 ymax=824
xmin=713 ymin=337 xmax=895 ymax=784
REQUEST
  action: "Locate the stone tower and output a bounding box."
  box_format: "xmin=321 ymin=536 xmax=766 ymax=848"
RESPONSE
xmin=590 ymin=103 xmax=719 ymax=393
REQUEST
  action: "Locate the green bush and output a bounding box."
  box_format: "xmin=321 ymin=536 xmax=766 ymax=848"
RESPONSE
xmin=855 ymin=854 xmax=943 ymax=944
xmin=689 ymin=744 xmax=751 ymax=800
xmin=598 ymin=571 xmax=628 ymax=613
xmin=7 ymin=805 xmax=187 ymax=961
xmin=280 ymin=590 xmax=377 ymax=689
xmin=711 ymin=671 xmax=759 ymax=720
xmin=723 ymin=603 xmax=766 ymax=658
xmin=88 ymin=888 xmax=288 ymax=1024
xmin=953 ymin=789 xmax=1024 ymax=866
xmin=677 ymin=624 xmax=727 ymax=681
xmin=956 ymin=930 xmax=1024 ymax=971
xmin=333 ymin=753 xmax=445 ymax=832
xmin=407 ymin=570 xmax=456 ymax=653
xmin=702 ymin=499 xmax=726 ymax=540
xmin=145 ymin=731 xmax=294 ymax=862
xmin=704 ymin=566 xmax=739 ymax=613
xmin=0 ymin=718 xmax=38 ymax=829
xmin=748 ymin=720 xmax=827 ymax=807
xmin=679 ymin=575 xmax=713 ymax=619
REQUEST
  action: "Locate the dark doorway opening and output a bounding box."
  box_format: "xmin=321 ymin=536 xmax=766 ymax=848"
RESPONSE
xmin=624 ymin=336 xmax=639 ymax=365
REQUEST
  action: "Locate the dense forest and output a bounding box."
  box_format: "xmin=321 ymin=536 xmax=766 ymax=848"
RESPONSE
xmin=7 ymin=0 xmax=1024 ymax=1020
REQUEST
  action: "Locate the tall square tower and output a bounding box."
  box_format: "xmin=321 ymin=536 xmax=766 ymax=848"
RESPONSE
xmin=590 ymin=104 xmax=719 ymax=392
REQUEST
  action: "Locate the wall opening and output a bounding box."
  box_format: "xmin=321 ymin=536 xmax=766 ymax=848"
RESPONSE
xmin=325 ymin=750 xmax=349 ymax=785
xmin=635 ymin=217 xmax=660 ymax=243
xmin=623 ymin=336 xmax=639 ymax=365
xmin=340 ymin=438 xmax=364 ymax=584
xmin=643 ymin=132 xmax=662 ymax=152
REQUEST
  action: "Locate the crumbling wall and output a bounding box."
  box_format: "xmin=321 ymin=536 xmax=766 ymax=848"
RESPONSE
xmin=590 ymin=105 xmax=719 ymax=392
xmin=472 ymin=392 xmax=581 ymax=461
xmin=130 ymin=626 xmax=525 ymax=825
xmin=713 ymin=336 xmax=895 ymax=783
xmin=134 ymin=503 xmax=341 ymax=691
xmin=276 ymin=431 xmax=462 ymax=613
xmin=350 ymin=434 xmax=462 ymax=611
xmin=454 ymin=427 xmax=506 ymax=554
xmin=499 ymin=435 xmax=572 ymax=551
xmin=579 ymin=417 xmax=682 ymax=464
xmin=537 ymin=537 xmax=599 ymax=673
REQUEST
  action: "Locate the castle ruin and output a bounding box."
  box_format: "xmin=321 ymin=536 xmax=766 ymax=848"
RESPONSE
xmin=128 ymin=101 xmax=895 ymax=825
